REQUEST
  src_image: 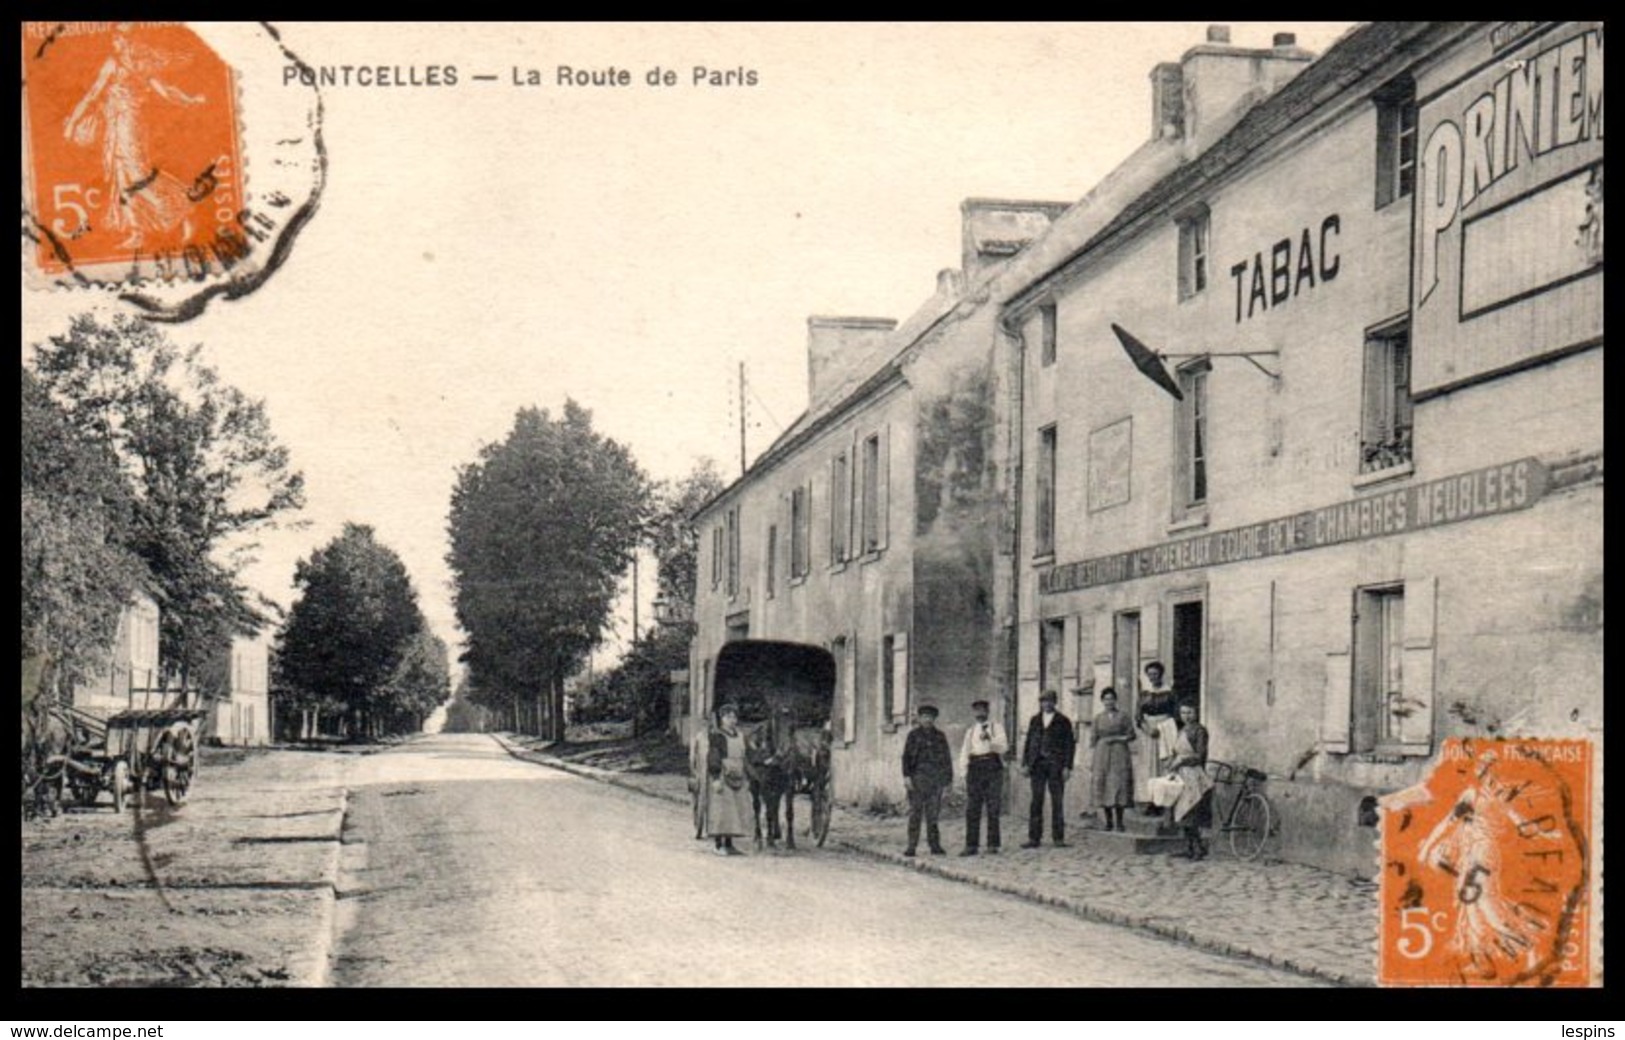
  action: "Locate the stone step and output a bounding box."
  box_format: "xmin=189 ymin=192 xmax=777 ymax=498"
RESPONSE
xmin=1078 ymin=827 xmax=1189 ymax=855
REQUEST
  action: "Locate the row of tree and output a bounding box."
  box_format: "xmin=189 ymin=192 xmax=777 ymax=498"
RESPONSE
xmin=23 ymin=314 xmax=450 ymax=741
xmin=445 ymin=403 xmax=725 ymax=738
xmin=22 ymin=314 xmax=304 ymax=704
xmin=274 ymin=524 xmax=449 ymax=740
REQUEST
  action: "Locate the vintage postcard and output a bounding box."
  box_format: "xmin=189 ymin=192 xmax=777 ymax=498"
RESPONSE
xmin=20 ymin=22 xmax=1602 ymax=995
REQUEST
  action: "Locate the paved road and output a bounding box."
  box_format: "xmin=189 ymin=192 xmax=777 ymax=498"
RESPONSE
xmin=329 ymin=734 xmax=1321 ymax=986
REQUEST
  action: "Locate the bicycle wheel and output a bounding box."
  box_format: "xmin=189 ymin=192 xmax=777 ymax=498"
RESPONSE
xmin=1228 ymin=791 xmax=1272 ymax=861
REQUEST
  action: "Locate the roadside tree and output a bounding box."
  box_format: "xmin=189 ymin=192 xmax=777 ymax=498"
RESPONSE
xmin=447 ymin=401 xmax=652 ymax=738
xmin=28 ymin=314 xmax=306 ymax=692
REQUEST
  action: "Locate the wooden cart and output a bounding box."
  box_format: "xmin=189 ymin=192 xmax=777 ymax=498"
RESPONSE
xmin=61 ymin=704 xmax=206 ymax=813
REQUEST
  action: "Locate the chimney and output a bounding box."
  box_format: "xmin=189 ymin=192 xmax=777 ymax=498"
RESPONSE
xmin=960 ymin=198 xmax=1070 ymax=281
xmin=1150 ymin=62 xmax=1185 ymax=139
xmin=1151 ymin=25 xmax=1316 ymax=142
xmin=807 ymin=316 xmax=896 ymax=407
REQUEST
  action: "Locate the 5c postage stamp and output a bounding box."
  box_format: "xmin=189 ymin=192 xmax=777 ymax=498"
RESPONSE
xmin=22 ymin=22 xmax=243 ymax=279
xmin=1378 ymin=738 xmax=1594 ymax=987
xmin=21 ymin=21 xmax=325 ymax=321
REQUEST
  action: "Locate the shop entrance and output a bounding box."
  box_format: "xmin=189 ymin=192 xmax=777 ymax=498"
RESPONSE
xmin=1171 ymin=600 xmax=1203 ymax=713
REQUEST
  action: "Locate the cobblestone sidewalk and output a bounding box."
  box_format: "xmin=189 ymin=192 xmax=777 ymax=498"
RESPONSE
xmin=496 ymin=733 xmax=1377 ymax=986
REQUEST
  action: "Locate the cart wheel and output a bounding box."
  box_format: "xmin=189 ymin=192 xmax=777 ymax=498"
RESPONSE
xmin=811 ymin=779 xmax=832 ymax=847
xmin=111 ymin=760 xmax=129 ymax=815
xmin=162 ymin=729 xmax=195 ymax=807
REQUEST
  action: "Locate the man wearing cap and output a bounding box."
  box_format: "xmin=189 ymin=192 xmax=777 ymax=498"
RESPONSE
xmin=1020 ymin=690 xmax=1077 ymax=848
xmin=901 ymin=703 xmax=953 ymax=856
xmin=958 ymin=698 xmax=1008 ymax=855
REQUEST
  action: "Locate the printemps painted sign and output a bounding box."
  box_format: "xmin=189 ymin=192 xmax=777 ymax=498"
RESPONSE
xmin=1041 ymin=458 xmax=1547 ymax=594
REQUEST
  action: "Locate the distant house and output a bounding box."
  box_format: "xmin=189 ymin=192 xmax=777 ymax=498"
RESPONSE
xmin=207 ymin=632 xmax=271 ymax=746
xmin=70 ymin=589 xmax=161 ymax=719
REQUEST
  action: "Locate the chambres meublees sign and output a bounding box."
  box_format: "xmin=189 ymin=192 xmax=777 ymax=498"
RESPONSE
xmin=1040 ymin=457 xmax=1548 ymax=594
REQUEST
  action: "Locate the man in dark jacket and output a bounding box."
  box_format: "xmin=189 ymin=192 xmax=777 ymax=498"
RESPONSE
xmin=901 ymin=703 xmax=953 ymax=856
xmin=1020 ymin=690 xmax=1077 ymax=848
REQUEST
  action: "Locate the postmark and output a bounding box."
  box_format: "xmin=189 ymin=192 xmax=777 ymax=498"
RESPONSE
xmin=1378 ymin=737 xmax=1593 ymax=986
xmin=21 ymin=22 xmax=325 ymax=321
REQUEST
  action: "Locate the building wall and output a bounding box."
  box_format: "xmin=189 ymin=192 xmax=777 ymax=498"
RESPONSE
xmin=1014 ymin=22 xmax=1603 ymax=874
xmin=70 ymin=591 xmax=161 ymax=719
xmin=209 ymin=633 xmax=271 ymax=746
xmin=692 ymin=381 xmax=919 ymax=809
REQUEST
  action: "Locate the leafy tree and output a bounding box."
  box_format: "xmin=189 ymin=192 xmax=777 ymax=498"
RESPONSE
xmin=378 ymin=627 xmax=452 ymax=734
xmin=647 ymin=457 xmax=726 ymax=611
xmin=20 ymin=367 xmax=146 ymax=702
xmin=28 ymin=313 xmax=305 ymax=690
xmin=447 ymin=401 xmax=653 ymax=738
xmin=275 ymin=524 xmax=425 ymax=739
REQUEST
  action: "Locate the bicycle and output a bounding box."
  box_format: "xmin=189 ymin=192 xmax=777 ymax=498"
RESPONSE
xmin=1207 ymin=760 xmax=1276 ymax=861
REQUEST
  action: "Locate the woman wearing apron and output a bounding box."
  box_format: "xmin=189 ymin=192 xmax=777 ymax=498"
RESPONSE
xmin=706 ymin=703 xmax=753 ymax=856
xmin=1169 ymin=700 xmax=1216 ymax=860
xmin=1135 ymin=661 xmax=1178 ymax=815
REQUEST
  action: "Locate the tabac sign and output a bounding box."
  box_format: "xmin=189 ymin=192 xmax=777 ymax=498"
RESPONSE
xmin=1412 ymin=22 xmax=1603 ymax=395
xmin=1041 ymin=458 xmax=1548 ymax=594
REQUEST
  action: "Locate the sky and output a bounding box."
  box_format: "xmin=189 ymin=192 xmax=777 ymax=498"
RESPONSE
xmin=21 ymin=21 xmax=1358 ymax=676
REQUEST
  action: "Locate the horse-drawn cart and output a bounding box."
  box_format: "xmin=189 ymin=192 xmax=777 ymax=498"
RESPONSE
xmin=690 ymin=640 xmax=836 ymax=849
xmin=35 ymin=701 xmax=205 ymax=815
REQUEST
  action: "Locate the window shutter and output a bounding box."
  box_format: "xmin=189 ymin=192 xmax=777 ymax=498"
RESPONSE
xmin=851 ymin=427 xmax=861 ymax=557
xmin=1178 ymin=222 xmax=1193 ymax=298
xmin=877 ymin=424 xmax=891 ymax=551
xmin=1322 ymin=651 xmax=1353 ymax=753
xmin=843 ymin=635 xmax=858 ymax=744
xmin=1061 ymin=615 xmax=1080 ymax=687
xmin=1399 ymin=576 xmax=1438 ymax=754
xmin=1363 ymin=336 xmax=1391 ymax=447
xmin=891 ymin=632 xmax=909 ymax=719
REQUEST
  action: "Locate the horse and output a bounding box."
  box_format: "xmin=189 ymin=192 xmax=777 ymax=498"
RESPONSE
xmin=20 ymin=701 xmax=73 ymax=820
xmin=746 ymin=707 xmax=833 ymax=850
xmin=744 ymin=715 xmax=793 ymax=849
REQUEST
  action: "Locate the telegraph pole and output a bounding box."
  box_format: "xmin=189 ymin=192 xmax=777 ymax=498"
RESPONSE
xmin=739 ymin=361 xmax=747 ymax=477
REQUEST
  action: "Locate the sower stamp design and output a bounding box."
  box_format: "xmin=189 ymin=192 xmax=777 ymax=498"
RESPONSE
xmin=21 ymin=22 xmax=325 ymax=321
xmin=23 ymin=23 xmax=241 ymax=278
xmin=1379 ymin=738 xmax=1593 ymax=986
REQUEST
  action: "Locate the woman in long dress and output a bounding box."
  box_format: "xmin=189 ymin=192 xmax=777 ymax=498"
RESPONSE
xmin=1089 ymin=688 xmax=1135 ymax=832
xmin=1135 ymin=661 xmax=1178 ymax=814
xmin=705 ymin=703 xmax=753 ymax=856
xmin=1169 ymin=700 xmax=1216 ymax=861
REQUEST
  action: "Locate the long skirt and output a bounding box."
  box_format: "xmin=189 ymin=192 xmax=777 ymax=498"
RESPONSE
xmin=707 ymin=775 xmax=753 ymax=838
xmin=1092 ymin=741 xmax=1134 ymax=807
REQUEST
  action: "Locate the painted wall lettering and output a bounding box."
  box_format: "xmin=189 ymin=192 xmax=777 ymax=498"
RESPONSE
xmin=1231 ymin=214 xmax=1340 ymax=322
xmin=1039 ymin=457 xmax=1550 ymax=594
xmin=1417 ymin=26 xmax=1604 ymax=308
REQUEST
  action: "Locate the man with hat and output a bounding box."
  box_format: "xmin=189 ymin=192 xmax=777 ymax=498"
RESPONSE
xmin=901 ymin=702 xmax=953 ymax=856
xmin=958 ymin=697 xmax=1008 ymax=855
xmin=1020 ymin=689 xmax=1077 ymax=848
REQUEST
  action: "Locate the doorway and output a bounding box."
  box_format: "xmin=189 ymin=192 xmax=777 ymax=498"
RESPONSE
xmin=1111 ymin=611 xmax=1140 ymax=713
xmin=1171 ymin=600 xmax=1203 ymax=713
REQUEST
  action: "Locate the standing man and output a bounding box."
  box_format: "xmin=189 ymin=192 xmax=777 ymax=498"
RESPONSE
xmin=958 ymin=698 xmax=1008 ymax=856
xmin=901 ymin=703 xmax=953 ymax=857
xmin=1020 ymin=690 xmax=1077 ymax=848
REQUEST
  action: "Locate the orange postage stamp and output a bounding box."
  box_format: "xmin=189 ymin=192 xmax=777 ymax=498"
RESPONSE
xmin=1378 ymin=737 xmax=1593 ymax=987
xmin=22 ymin=22 xmax=244 ymax=280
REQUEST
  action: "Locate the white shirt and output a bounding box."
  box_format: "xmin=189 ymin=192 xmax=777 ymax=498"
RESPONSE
xmin=958 ymin=718 xmax=1008 ymax=772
